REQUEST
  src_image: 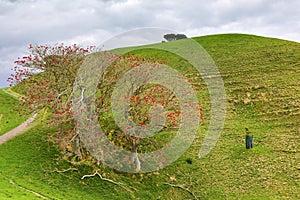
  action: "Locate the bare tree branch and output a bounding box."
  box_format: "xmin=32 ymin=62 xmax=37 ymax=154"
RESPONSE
xmin=163 ymin=182 xmax=199 ymax=200
xmin=81 ymin=170 xmax=136 ymax=193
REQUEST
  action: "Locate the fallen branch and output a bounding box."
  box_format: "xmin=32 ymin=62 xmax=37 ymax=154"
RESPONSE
xmin=81 ymin=170 xmax=136 ymax=192
xmin=164 ymin=182 xmax=199 ymax=200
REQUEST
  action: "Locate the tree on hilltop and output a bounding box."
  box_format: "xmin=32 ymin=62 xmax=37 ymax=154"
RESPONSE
xmin=163 ymin=33 xmax=187 ymax=42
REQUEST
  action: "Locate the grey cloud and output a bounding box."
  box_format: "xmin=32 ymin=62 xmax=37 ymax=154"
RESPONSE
xmin=0 ymin=0 xmax=299 ymax=88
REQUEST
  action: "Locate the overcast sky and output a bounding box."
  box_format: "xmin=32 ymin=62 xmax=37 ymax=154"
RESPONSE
xmin=0 ymin=0 xmax=299 ymax=88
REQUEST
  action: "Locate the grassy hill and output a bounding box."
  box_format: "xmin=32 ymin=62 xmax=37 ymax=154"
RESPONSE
xmin=0 ymin=34 xmax=299 ymax=199
xmin=0 ymin=88 xmax=28 ymax=136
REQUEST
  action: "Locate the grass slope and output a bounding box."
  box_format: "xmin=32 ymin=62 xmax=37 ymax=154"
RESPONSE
xmin=0 ymin=34 xmax=299 ymax=199
xmin=0 ymin=88 xmax=28 ymax=136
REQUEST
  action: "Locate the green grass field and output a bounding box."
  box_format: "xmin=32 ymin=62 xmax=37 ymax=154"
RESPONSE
xmin=0 ymin=33 xmax=299 ymax=199
xmin=0 ymin=88 xmax=28 ymax=136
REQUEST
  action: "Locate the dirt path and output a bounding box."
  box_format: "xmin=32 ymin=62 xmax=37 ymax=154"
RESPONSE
xmin=0 ymin=113 xmax=37 ymax=145
xmin=0 ymin=88 xmax=38 ymax=145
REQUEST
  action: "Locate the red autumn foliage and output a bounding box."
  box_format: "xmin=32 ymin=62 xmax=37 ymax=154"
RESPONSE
xmin=9 ymin=44 xmax=204 ymax=166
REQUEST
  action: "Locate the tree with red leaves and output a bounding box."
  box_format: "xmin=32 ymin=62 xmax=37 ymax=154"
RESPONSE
xmin=9 ymin=45 xmax=203 ymax=170
xmin=8 ymin=44 xmax=96 ymax=157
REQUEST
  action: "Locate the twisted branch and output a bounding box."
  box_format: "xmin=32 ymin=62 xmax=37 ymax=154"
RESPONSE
xmin=81 ymin=170 xmax=136 ymax=193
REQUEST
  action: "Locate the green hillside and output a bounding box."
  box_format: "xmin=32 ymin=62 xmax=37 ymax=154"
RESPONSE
xmin=0 ymin=89 xmax=28 ymax=136
xmin=0 ymin=34 xmax=299 ymax=199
